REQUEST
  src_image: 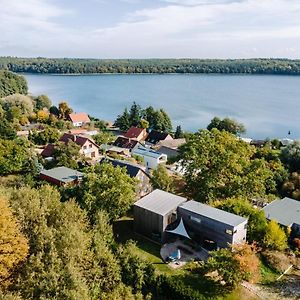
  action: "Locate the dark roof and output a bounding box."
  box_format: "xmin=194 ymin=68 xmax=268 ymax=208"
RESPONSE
xmin=124 ymin=126 xmax=146 ymax=139
xmin=134 ymin=189 xmax=187 ymax=216
xmin=41 ymin=144 xmax=55 ymax=157
xmin=146 ymin=130 xmax=172 ymax=144
xmin=40 ymin=166 xmax=83 ymax=184
xmin=100 ymin=158 xmax=149 ymax=178
xmin=179 ymin=201 xmax=247 ymax=227
xmin=263 ymin=197 xmax=300 ymax=226
xmin=113 ymin=136 xmax=139 ymax=149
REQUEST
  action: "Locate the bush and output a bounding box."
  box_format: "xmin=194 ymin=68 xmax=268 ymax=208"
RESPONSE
xmin=261 ymin=250 xmax=293 ymax=273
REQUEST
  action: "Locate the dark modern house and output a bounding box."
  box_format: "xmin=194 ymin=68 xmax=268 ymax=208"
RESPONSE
xmin=39 ymin=166 xmax=83 ymax=186
xmin=263 ymin=197 xmax=300 ymax=237
xmin=134 ymin=190 xmax=187 ymax=242
xmin=134 ymin=190 xmax=248 ymax=248
xmin=177 ymin=201 xmax=248 ymax=249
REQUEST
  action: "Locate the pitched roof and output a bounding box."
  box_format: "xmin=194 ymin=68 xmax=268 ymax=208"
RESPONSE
xmin=124 ymin=127 xmax=146 ymax=139
xmin=68 ymin=112 xmax=90 ymax=123
xmin=100 ymin=158 xmax=149 ymax=178
xmin=41 ymin=143 xmax=55 ymax=157
xmin=40 ymin=166 xmax=83 ymax=184
xmin=146 ymin=130 xmax=173 ymax=144
xmin=60 ymin=133 xmax=98 ymax=147
xmin=113 ymin=136 xmax=139 ymax=149
xmin=157 ymin=138 xmax=186 ymax=149
xmin=134 ymin=189 xmax=187 ymax=216
xmin=263 ymin=197 xmax=300 ymax=226
xmin=179 ymin=201 xmax=247 ymax=227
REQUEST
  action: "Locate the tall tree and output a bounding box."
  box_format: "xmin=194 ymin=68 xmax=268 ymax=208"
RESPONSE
xmin=58 ymin=101 xmax=73 ymax=120
xmin=263 ymin=220 xmax=288 ymax=251
xmin=174 ymin=125 xmax=183 ymax=139
xmin=129 ymin=102 xmax=142 ymax=127
xmin=0 ymin=70 xmax=28 ymax=97
xmin=179 ymin=129 xmax=275 ymax=202
xmin=151 ymin=165 xmax=174 ymax=192
xmin=34 ymin=95 xmax=52 ymax=111
xmin=114 ymin=108 xmax=131 ymax=131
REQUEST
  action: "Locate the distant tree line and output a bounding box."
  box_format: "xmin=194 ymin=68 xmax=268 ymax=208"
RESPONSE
xmin=1 ymin=57 xmax=300 ymax=75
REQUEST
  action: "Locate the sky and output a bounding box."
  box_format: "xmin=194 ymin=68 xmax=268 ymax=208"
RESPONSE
xmin=0 ymin=0 xmax=300 ymax=58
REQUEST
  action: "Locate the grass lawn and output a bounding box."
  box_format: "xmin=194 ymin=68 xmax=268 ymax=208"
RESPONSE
xmin=113 ymin=216 xmax=259 ymax=300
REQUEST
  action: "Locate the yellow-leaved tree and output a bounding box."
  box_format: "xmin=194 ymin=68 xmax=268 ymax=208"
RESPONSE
xmin=0 ymin=197 xmax=28 ymax=288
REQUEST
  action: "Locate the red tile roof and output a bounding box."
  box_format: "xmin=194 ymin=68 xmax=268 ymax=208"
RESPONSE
xmin=124 ymin=127 xmax=146 ymax=139
xmin=68 ymin=112 xmax=90 ymax=123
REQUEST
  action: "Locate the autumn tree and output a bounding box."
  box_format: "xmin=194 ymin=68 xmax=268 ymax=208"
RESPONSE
xmin=58 ymin=101 xmax=73 ymax=119
xmin=179 ymin=129 xmax=275 ymax=202
xmin=0 ymin=197 xmax=28 ymax=289
xmin=36 ymin=110 xmax=49 ymax=123
xmin=263 ymin=220 xmax=288 ymax=251
xmin=80 ymin=163 xmax=136 ymax=220
xmin=151 ymin=165 xmax=174 ymax=192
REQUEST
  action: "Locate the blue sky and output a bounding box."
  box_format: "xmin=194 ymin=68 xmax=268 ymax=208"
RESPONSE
xmin=1 ymin=0 xmax=300 ymax=58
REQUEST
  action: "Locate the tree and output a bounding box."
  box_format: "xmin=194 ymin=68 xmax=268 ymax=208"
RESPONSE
xmin=0 ymin=70 xmax=28 ymax=97
xmin=0 ymin=119 xmax=16 ymax=140
xmin=281 ymin=172 xmax=300 ymax=200
xmin=1 ymin=94 xmax=34 ymax=117
xmin=281 ymin=141 xmax=300 ymax=171
xmin=80 ymin=163 xmax=136 ymax=220
xmin=129 ymin=102 xmax=142 ymax=127
xmin=179 ymin=129 xmax=275 ymax=202
xmin=139 ymin=119 xmax=149 ymax=129
xmin=36 ymin=110 xmax=49 ymax=123
xmin=207 ymin=117 xmax=246 ymax=135
xmin=151 ymin=165 xmax=174 ymax=192
xmin=34 ymin=95 xmax=52 ymax=110
xmin=0 ymin=139 xmax=32 ymax=175
xmin=213 ymin=197 xmax=267 ymax=243
xmin=30 ymin=127 xmax=60 ymax=145
xmin=175 ymin=125 xmax=183 ymax=139
xmin=58 ymin=101 xmax=72 ymax=119
xmin=263 ymin=220 xmax=288 ymax=251
xmin=114 ymin=108 xmax=131 ymax=131
xmin=93 ymin=131 xmax=115 ymax=147
xmin=152 ymin=109 xmax=172 ymax=132
xmin=49 ymin=105 xmax=59 ymax=117
xmin=0 ymin=197 xmax=28 ymax=289
xmin=51 ymin=141 xmax=81 ymax=169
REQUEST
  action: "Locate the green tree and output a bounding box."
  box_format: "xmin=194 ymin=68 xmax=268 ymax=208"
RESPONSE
xmin=207 ymin=117 xmax=246 ymax=135
xmin=175 ymin=125 xmax=183 ymax=139
xmin=93 ymin=131 xmax=115 ymax=147
xmin=0 ymin=70 xmax=28 ymax=97
xmin=129 ymin=102 xmax=142 ymax=127
xmin=49 ymin=105 xmax=59 ymax=117
xmin=179 ymin=129 xmax=275 ymax=202
xmin=0 ymin=197 xmax=28 ymax=289
xmin=0 ymin=139 xmax=32 ymax=175
xmin=151 ymin=165 xmax=174 ymax=192
xmin=213 ymin=197 xmax=267 ymax=243
xmin=30 ymin=127 xmax=60 ymax=145
xmin=51 ymin=140 xmax=81 ymax=169
xmin=114 ymin=108 xmax=131 ymax=131
xmin=1 ymin=94 xmax=34 ymax=117
xmin=34 ymin=95 xmax=52 ymax=110
xmin=281 ymin=141 xmax=300 ymax=171
xmin=153 ymin=109 xmax=172 ymax=132
xmin=0 ymin=119 xmax=17 ymax=140
xmin=263 ymin=220 xmax=288 ymax=251
xmin=139 ymin=119 xmax=149 ymax=129
xmin=80 ymin=163 xmax=136 ymax=220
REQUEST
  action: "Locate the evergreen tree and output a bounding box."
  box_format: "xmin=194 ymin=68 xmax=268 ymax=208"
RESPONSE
xmin=175 ymin=125 xmax=183 ymax=139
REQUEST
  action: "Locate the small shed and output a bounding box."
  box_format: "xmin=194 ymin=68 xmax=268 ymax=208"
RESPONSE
xmin=134 ymin=189 xmax=187 ymax=242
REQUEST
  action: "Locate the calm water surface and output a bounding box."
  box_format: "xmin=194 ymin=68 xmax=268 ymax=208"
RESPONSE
xmin=25 ymin=74 xmax=300 ymax=139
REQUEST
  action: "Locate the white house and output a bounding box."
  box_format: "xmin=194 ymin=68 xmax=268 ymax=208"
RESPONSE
xmin=132 ymin=146 xmax=167 ymax=169
xmin=68 ymin=112 xmax=90 ymax=127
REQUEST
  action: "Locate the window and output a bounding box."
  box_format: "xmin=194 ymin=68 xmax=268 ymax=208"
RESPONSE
xmin=190 ymin=215 xmax=201 ymax=223
xmin=244 ymin=223 xmax=247 ymax=230
xmin=83 ymin=146 xmax=87 ymax=150
xmin=225 ymin=229 xmax=233 ymax=235
xmin=89 ymin=144 xmax=92 ymax=148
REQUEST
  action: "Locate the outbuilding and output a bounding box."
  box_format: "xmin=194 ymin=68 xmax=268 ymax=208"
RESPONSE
xmin=134 ymin=189 xmax=187 ymax=242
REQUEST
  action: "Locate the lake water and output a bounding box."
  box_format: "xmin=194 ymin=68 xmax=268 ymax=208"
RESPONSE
xmin=25 ymin=74 xmax=300 ymax=139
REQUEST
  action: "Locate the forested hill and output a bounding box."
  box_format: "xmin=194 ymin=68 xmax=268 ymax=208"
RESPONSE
xmin=1 ymin=57 xmax=300 ymax=75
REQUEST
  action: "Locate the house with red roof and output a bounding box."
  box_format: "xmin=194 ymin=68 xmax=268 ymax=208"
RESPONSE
xmin=41 ymin=133 xmax=100 ymax=160
xmin=68 ymin=112 xmax=90 ymax=127
xmin=124 ymin=126 xmax=148 ymax=142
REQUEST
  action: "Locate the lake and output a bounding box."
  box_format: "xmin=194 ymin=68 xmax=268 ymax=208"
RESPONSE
xmin=24 ymin=73 xmax=300 ymax=139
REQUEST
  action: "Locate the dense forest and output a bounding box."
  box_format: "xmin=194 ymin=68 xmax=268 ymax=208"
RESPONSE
xmin=1 ymin=57 xmax=300 ymax=75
